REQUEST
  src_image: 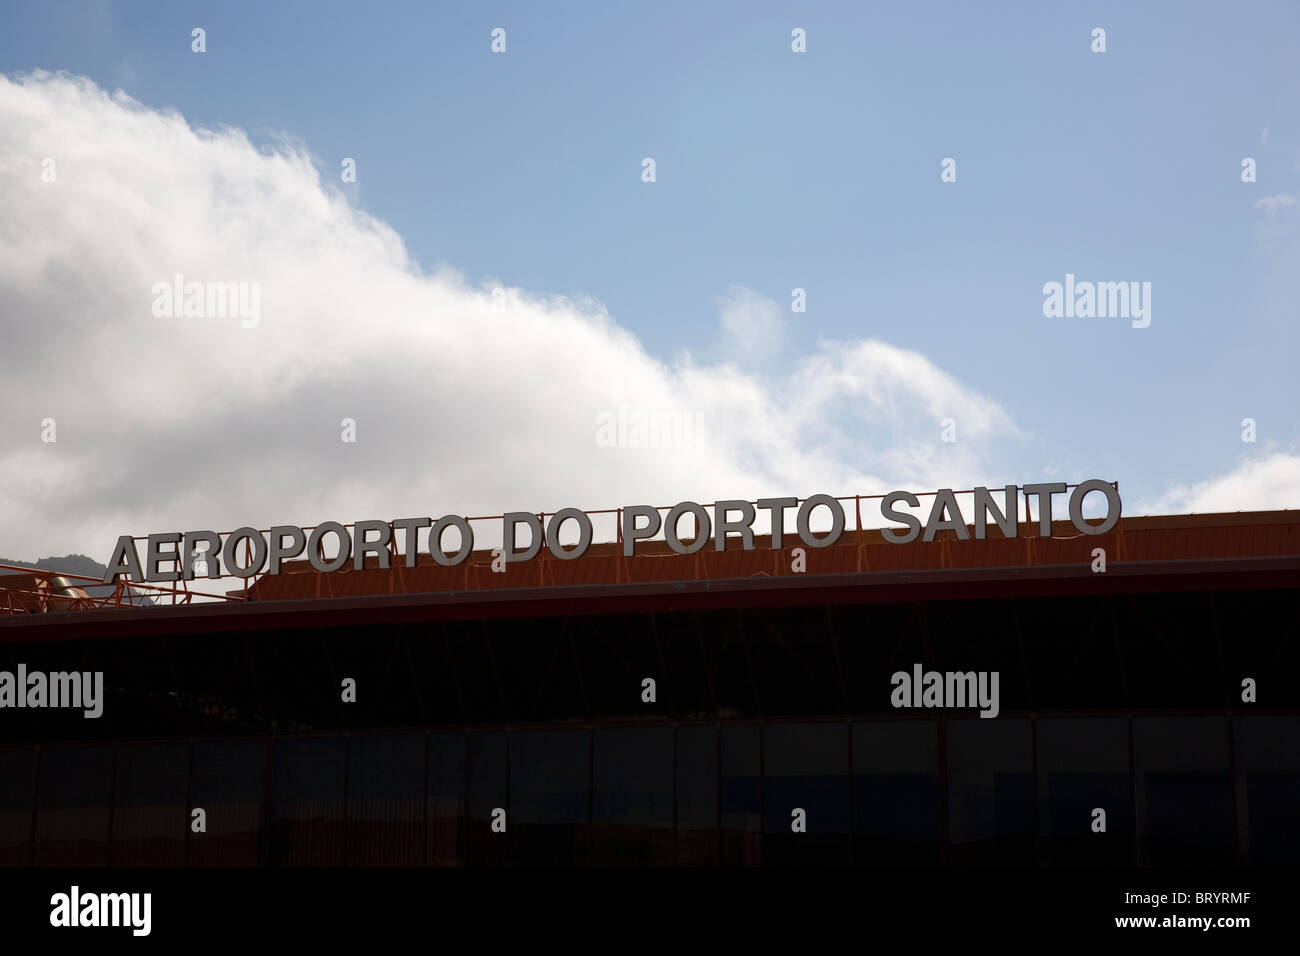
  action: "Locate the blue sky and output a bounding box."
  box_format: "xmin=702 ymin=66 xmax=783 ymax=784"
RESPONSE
xmin=2 ymin=1 xmax=1299 ymax=559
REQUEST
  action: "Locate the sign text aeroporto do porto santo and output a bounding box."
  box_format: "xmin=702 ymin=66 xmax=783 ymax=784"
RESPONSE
xmin=102 ymin=479 xmax=1121 ymax=585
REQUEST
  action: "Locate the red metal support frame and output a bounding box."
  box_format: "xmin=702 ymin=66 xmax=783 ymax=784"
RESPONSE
xmin=0 ymin=562 xmax=239 ymax=616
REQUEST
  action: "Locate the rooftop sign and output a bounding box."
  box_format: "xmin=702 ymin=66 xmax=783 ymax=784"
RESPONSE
xmin=102 ymin=480 xmax=1121 ymax=585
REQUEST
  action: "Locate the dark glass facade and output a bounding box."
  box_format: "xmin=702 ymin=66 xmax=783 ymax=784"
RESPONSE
xmin=1 ymin=586 xmax=1297 ymax=865
xmin=188 ymin=739 xmax=264 ymax=866
xmin=1 ymin=714 xmax=1297 ymax=866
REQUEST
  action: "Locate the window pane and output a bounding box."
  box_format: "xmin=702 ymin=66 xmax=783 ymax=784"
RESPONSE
xmin=675 ymin=725 xmax=717 ymax=866
xmin=347 ymin=734 xmax=424 ymax=866
xmin=189 ymin=739 xmax=266 ymax=866
xmin=1134 ymin=717 xmax=1234 ymax=865
xmin=110 ymin=743 xmax=189 ymax=866
xmin=0 ymin=750 xmax=35 ymax=866
xmin=509 ymin=730 xmax=589 ymax=866
xmin=1036 ymin=718 xmax=1133 ymax=865
xmin=763 ymin=722 xmax=849 ymax=865
xmin=35 ymin=746 xmax=113 ymax=866
xmin=467 ymin=732 xmax=507 ymax=867
xmin=592 ymin=727 xmax=673 ymax=866
xmin=1234 ymin=716 xmax=1300 ymax=865
xmin=427 ymin=733 xmax=466 ymax=867
xmin=270 ymin=737 xmax=346 ymax=866
xmin=852 ymin=720 xmax=940 ymax=866
xmin=947 ymin=718 xmax=1035 ymax=864
xmin=721 ymin=724 xmax=761 ymax=866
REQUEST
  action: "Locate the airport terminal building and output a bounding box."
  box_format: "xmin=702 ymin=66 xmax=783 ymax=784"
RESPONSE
xmin=2 ymin=487 xmax=1298 ymax=867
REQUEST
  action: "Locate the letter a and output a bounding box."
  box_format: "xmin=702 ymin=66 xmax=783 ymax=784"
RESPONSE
xmin=1091 ymin=808 xmax=1106 ymax=832
xmin=1241 ymin=677 xmax=1256 ymax=703
xmin=191 ymin=808 xmax=207 ymax=833
xmin=791 ymin=808 xmax=806 ymax=833
xmin=922 ymin=672 xmax=942 ymax=707
xmin=594 ymin=411 xmax=616 ymax=447
xmin=104 ymin=535 xmax=145 ymax=584
xmin=1042 ymin=281 xmax=1064 ymax=318
xmin=491 ymin=808 xmax=507 ymax=832
xmin=641 ymin=677 xmax=657 ymax=703
xmin=890 ymin=671 xmax=909 ymax=709
xmin=50 ymin=893 xmax=70 ymax=928
xmin=341 ymin=677 xmax=357 ymax=703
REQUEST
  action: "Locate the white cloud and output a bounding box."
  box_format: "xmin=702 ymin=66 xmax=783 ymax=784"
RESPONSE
xmin=716 ymin=284 xmax=788 ymax=368
xmin=1254 ymin=192 xmax=1296 ymax=214
xmin=0 ymin=71 xmax=1027 ymax=561
xmin=1139 ymin=453 xmax=1300 ymax=515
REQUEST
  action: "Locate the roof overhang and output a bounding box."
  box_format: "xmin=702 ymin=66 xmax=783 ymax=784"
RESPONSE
xmin=3 ymin=554 xmax=1297 ymax=644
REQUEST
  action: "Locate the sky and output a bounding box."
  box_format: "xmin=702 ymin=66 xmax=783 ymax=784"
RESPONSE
xmin=1 ymin=0 xmax=1299 ymax=564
